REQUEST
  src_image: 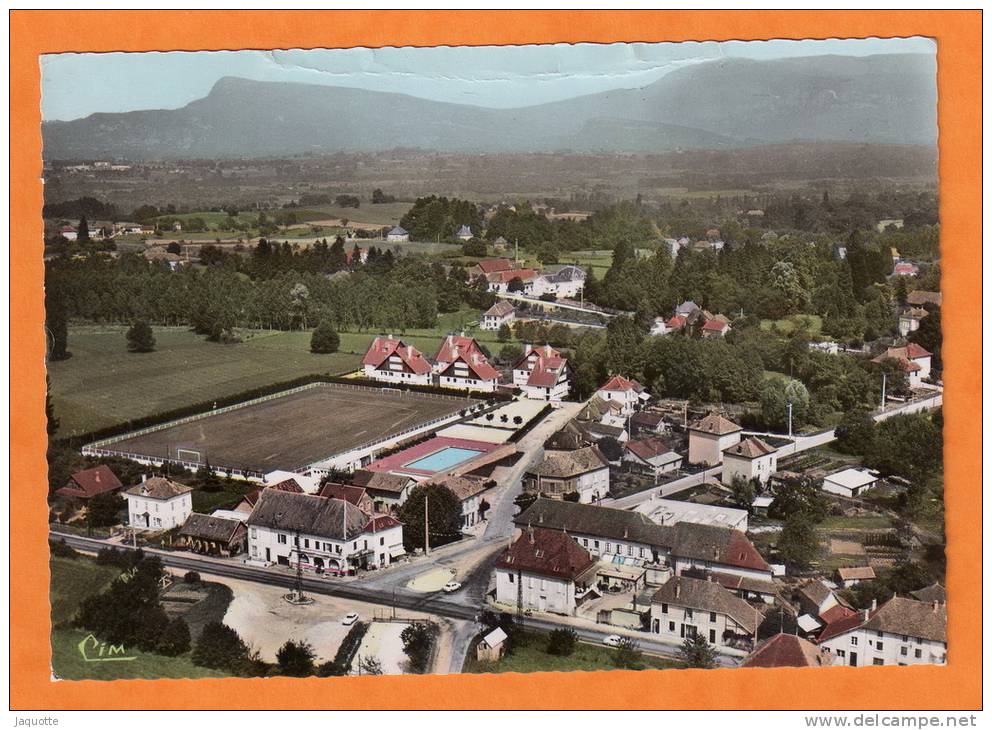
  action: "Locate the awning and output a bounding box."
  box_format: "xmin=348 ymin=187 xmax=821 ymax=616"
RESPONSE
xmin=389 ymin=545 xmax=406 ymax=558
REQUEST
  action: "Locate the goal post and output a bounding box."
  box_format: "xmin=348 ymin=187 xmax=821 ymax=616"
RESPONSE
xmin=175 ymin=448 xmax=202 ymax=464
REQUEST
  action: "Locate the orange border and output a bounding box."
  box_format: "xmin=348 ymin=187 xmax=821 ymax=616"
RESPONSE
xmin=11 ymin=10 xmax=981 ymax=710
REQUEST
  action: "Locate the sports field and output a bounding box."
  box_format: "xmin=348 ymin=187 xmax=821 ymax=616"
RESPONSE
xmin=98 ymin=383 xmax=474 ymax=474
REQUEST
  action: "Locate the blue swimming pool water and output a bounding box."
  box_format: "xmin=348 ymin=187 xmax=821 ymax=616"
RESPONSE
xmin=404 ymin=447 xmax=483 ymax=472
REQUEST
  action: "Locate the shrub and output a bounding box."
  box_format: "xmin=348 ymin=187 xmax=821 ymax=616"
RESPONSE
xmin=192 ymin=621 xmax=250 ymax=671
xmin=157 ymin=617 xmax=191 ymax=656
xmin=276 ymin=640 xmax=316 ymax=677
xmin=184 ymin=571 xmax=201 ymax=584
xmin=401 ymin=621 xmax=439 ymax=674
xmin=310 ymin=321 xmax=341 ymax=354
xmin=319 ymin=621 xmax=369 ymax=676
xmin=546 ymin=627 xmax=577 ymax=656
xmin=49 ymin=539 xmax=78 ymax=560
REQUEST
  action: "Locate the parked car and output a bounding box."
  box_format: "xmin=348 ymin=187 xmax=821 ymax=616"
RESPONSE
xmin=442 ymin=581 xmax=462 ymax=593
xmin=342 ymin=612 xmax=359 ymax=626
xmin=602 ymin=634 xmax=623 ymax=647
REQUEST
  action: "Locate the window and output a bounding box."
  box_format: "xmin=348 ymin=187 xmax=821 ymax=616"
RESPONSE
xmin=250 ymin=528 xmax=257 ymax=539
xmin=877 ymin=631 xmax=883 ymax=638
xmin=661 ymin=603 xmax=668 ymax=614
xmin=901 ymin=646 xmax=908 ymax=656
xmin=605 ymin=543 xmax=612 ymax=553
xmin=710 ymin=612 xmax=717 ymax=622
xmin=278 ymin=534 xmax=287 ymax=544
xmin=668 ymin=622 xmax=675 ymax=632
xmin=873 ymin=658 xmax=884 ymax=666
xmin=709 ymin=630 xmax=716 ymax=643
xmin=685 ymin=608 xmax=694 ymax=619
xmin=837 ymin=650 xmax=846 ymax=659
xmin=380 ymin=537 xmax=385 ymax=546
xmin=851 ymin=637 xmax=858 ymax=646
xmin=304 ymin=539 xmax=310 ymax=549
xmin=508 ymin=573 xmax=514 ymax=584
xmin=594 ymin=540 xmax=600 ymax=550
xmin=582 ymin=538 xmax=589 ymax=547
xmin=876 ymin=641 xmax=883 ymax=651
xmin=627 ymin=546 xmax=634 ymax=557
xmin=915 ymin=649 xmax=922 ymax=659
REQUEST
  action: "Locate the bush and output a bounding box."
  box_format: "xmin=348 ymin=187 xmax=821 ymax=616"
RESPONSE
xmin=157 ymin=617 xmax=191 ymax=656
xmin=319 ymin=621 xmax=369 ymax=676
xmin=49 ymin=539 xmax=78 ymax=560
xmin=546 ymin=627 xmax=577 ymax=656
xmin=126 ymin=320 xmax=156 ymax=353
xmin=192 ymin=621 xmax=251 ymax=671
xmin=401 ymin=621 xmax=438 ymax=674
xmin=310 ymin=321 xmax=341 ymax=354
xmin=276 ymin=640 xmax=316 ymax=677
xmin=184 ymin=571 xmax=201 ymax=584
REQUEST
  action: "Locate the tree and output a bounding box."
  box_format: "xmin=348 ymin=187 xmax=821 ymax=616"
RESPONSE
xmin=835 ymin=406 xmax=875 ymax=455
xmin=498 ymin=343 xmax=523 ymax=364
xmin=777 ymin=513 xmax=821 ymax=571
xmin=397 ymin=483 xmax=463 ymax=551
xmin=760 ymin=378 xmax=810 ymax=431
xmin=400 ymin=622 xmax=438 ymax=674
xmin=276 ymin=640 xmax=316 ymax=677
xmin=729 ymin=476 xmax=759 ymax=513
xmin=497 ymin=323 xmax=512 ymax=342
xmin=192 ymin=622 xmax=250 ymax=671
xmin=46 ymin=375 xmax=60 ymax=437
xmin=596 ymin=437 xmax=623 ymax=463
xmin=166 ymin=241 xmax=182 ymax=255
xmin=679 ymin=633 xmax=717 ymax=668
xmin=357 ymin=655 xmax=383 ymax=675
xmin=157 ymin=617 xmax=191 ymax=656
xmin=546 ymin=627 xmax=577 ymax=656
xmin=87 ymin=491 xmax=125 ymax=528
xmin=77 ymin=216 xmax=90 ymax=243
xmin=612 ymin=637 xmax=645 ymax=670
xmin=506 ymin=276 xmax=525 ymax=293
xmin=310 ymin=320 xmax=340 ymax=354
xmin=768 ymin=477 xmax=827 ymax=523
xmin=126 ymin=320 xmax=156 ymax=353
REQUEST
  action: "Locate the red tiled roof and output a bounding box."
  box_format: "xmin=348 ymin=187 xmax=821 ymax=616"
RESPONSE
xmin=598 ymin=374 xmax=644 ymax=393
xmin=666 ymin=315 xmax=686 ymax=329
xmin=243 ymin=478 xmax=305 ymax=508
xmin=364 ymin=514 xmax=403 ymax=532
xmin=702 ymin=318 xmax=728 ymax=332
xmin=723 ymin=436 xmax=777 ymax=459
xmin=475 ymin=258 xmax=515 ymax=274
xmin=490 ymin=268 xmax=537 ymax=284
xmin=439 ymin=352 xmax=501 ymax=382
xmin=56 ymin=465 xmax=123 ymax=500
xmin=484 ymin=301 xmax=515 ymax=317
xmin=434 ymin=334 xmax=485 ymax=364
xmin=818 ymin=603 xmax=858 ymax=626
xmin=816 ymin=609 xmax=869 ymax=643
xmin=626 ymin=436 xmax=675 ymax=462
xmin=319 ymin=483 xmax=370 ymax=508
xmin=362 ymin=336 xmax=432 ymax=375
xmin=496 ymin=527 xmax=595 ymax=581
xmin=743 ymin=633 xmax=829 ymax=668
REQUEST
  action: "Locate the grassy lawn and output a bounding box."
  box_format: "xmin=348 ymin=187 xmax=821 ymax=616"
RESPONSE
xmin=191 ymin=484 xmax=255 ymax=513
xmin=565 ymin=252 xmax=612 ymax=280
xmin=819 ymin=515 xmax=893 ymax=531
xmin=49 ymin=325 xmax=361 ymax=436
xmin=463 ymin=631 xmax=680 ymax=674
xmin=51 ymin=628 xmax=228 ymax=681
xmin=759 ymin=314 xmax=823 ymax=336
xmin=49 ymin=556 xmax=121 ymax=625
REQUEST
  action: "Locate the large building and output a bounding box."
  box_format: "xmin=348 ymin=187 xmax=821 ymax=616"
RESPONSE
xmin=650 ymin=575 xmax=761 ymax=652
xmin=523 ymin=445 xmax=610 ymax=504
xmin=433 ymin=335 xmax=501 ymax=392
xmin=246 ymin=489 xmax=404 ymax=573
xmin=512 ymin=344 xmax=570 ymax=401
xmin=688 ymin=413 xmax=743 ymax=466
xmin=125 ymin=476 xmax=193 ymax=531
xmin=362 ymin=336 xmax=433 ymax=386
xmin=596 ymin=375 xmax=650 ymax=416
xmin=481 ymin=300 xmax=515 ymax=331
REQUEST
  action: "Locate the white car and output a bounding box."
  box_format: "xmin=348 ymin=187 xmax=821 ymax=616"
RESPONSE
xmin=602 ymin=634 xmax=623 ymax=647
xmin=442 ymin=581 xmax=462 ymax=593
xmin=342 ymin=612 xmax=359 ymax=626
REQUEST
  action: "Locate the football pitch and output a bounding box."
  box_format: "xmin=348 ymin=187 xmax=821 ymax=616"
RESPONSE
xmin=96 ymin=384 xmax=475 ymax=474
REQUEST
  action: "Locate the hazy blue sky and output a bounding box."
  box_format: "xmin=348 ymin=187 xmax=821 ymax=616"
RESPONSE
xmin=42 ymin=36 xmax=934 ymax=121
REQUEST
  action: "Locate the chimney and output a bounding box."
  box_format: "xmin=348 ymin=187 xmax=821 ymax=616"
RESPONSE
xmin=932 ymin=600 xmax=939 ymax=613
xmin=675 ymin=581 xmax=681 ymax=598
xmin=871 ymin=599 xmax=877 ymax=611
xmin=141 ymin=474 xmax=147 ymax=483
xmin=94 ymin=472 xmax=101 ymax=483
xmin=862 ymin=609 xmax=870 ymax=621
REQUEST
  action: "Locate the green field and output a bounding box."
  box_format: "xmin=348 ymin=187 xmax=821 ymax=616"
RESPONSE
xmin=49 ymin=555 xmax=121 ymax=625
xmin=49 ymin=325 xmax=362 ymax=436
xmin=463 ymin=631 xmax=680 ymax=674
xmin=759 ymin=314 xmax=823 ymax=336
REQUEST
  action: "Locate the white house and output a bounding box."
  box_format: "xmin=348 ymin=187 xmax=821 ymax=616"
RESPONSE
xmin=721 ymin=437 xmax=778 ymax=487
xmin=486 ymin=268 xmax=539 ymax=294
xmin=481 ymin=300 xmax=515 ymax=331
xmin=898 ymin=308 xmax=929 ymax=337
xmin=457 ymin=225 xmax=474 ymax=241
xmin=361 ymin=336 xmax=433 ymax=386
xmin=649 ymin=575 xmax=761 ymax=652
xmin=623 ymin=437 xmax=683 ymax=478
xmin=596 ymin=374 xmax=650 ymax=415
xmin=688 ymin=413 xmax=743 ymax=466
xmin=513 ymin=344 xmax=570 ymax=401
xmin=433 ymin=475 xmax=492 ymax=528
xmin=125 ymin=476 xmax=193 ymax=531
xmin=871 ymin=343 xmax=933 ymax=388
xmin=821 ymin=468 xmax=879 ymax=498
xmin=493 ymin=526 xmax=597 ymax=616
xmin=524 ymin=446 xmax=610 ymax=504
xmin=433 ymin=334 xmax=500 ymax=392
xmin=246 ymin=489 xmax=404 ymax=573
xmin=538 ymin=264 xmax=586 ymax=299
xmin=386 ymin=226 xmax=409 ymax=242
xmin=808 ymin=341 xmax=840 ymax=355
xmin=817 ymin=596 xmax=947 ymax=667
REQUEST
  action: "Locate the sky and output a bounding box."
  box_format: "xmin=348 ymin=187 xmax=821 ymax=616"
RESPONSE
xmin=41 ymin=36 xmax=934 ymax=122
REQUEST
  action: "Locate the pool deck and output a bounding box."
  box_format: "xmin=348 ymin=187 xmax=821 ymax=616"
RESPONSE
xmin=366 ymin=436 xmax=513 ymax=479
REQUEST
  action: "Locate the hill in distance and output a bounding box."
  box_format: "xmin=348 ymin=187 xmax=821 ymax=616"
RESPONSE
xmin=42 ymin=53 xmax=937 ymax=160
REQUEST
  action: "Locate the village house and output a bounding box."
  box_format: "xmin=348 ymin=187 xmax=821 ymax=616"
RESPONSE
xmin=893 ymin=262 xmax=920 ymax=277
xmin=178 ymin=513 xmax=247 ymax=556
xmin=629 ymin=410 xmax=667 ymax=437
xmin=688 ymin=413 xmax=743 ymax=466
xmin=348 ymin=470 xmax=415 ymax=512
xmin=650 ymin=575 xmax=761 ymax=652
xmin=821 ymin=467 xmax=879 ymax=498
xmin=246 ymin=489 xmax=404 ymax=573
xmin=675 ymin=300 xmax=701 ymax=319
xmin=468 ymin=257 xmax=517 ymax=280
xmin=264 ymin=470 xmax=321 ymax=494
xmin=743 ymin=633 xmax=830 ymax=668
xmin=318 ymin=483 xmax=376 ymax=515
xmin=596 ymin=374 xmax=650 ymax=415
xmin=721 ymin=437 xmax=778 ymax=487
xmin=456 ymin=225 xmax=474 ymax=241
xmin=432 ymin=474 xmax=493 ymax=528
xmin=701 ymin=317 xmax=732 ymax=338
xmin=623 ymin=437 xmax=683 ymax=478
xmin=58 ymin=225 xmax=78 ymax=241
xmin=233 ymin=478 xmax=305 ymax=514
xmin=513 ymin=343 xmax=570 ymax=401
xmin=125 ymin=476 xmax=193 ymax=531
xmin=476 ymin=627 xmax=508 ymax=662
xmin=910 ymin=583 xmax=946 ymax=604
xmin=898 ymin=307 xmax=929 ymax=337
xmin=667 ymin=521 xmax=773 ymax=581
xmin=54 ymin=464 xmax=123 ymax=504
xmin=576 ymin=396 xmax=626 ymax=428
xmin=487 ymin=268 xmax=539 ymax=294
xmin=386 ymin=226 xmax=409 ymax=242
xmin=794 ymin=580 xmax=858 ymax=637
xmin=906 ymin=290 xmax=942 ymax=308
xmin=361 ymin=336 xmax=433 ymax=386
xmin=836 ymin=566 xmax=876 ymax=588
xmin=537 ymin=264 xmax=586 ymax=299
xmin=817 ymin=596 xmax=947 ymax=667
xmin=524 ymin=446 xmax=610 ymax=503
xmin=493 ymin=526 xmax=598 ymax=616
xmin=481 ymin=300 xmax=516 ymax=331
xmin=433 ymin=334 xmax=501 ymax=392
xmin=872 ymin=343 xmax=933 ymax=387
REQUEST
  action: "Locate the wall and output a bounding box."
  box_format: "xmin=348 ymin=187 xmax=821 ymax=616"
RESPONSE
xmin=819 ymin=628 xmax=946 ymax=667
xmin=494 ymin=567 xmax=575 ymax=615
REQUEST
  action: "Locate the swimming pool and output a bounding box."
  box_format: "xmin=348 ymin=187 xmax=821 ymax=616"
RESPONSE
xmin=404 ymin=446 xmax=483 ymax=472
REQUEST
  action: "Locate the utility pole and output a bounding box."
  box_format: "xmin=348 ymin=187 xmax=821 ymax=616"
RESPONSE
xmin=424 ymin=491 xmax=430 ymax=556
xmin=787 ymin=401 xmax=793 ymax=439
xmin=880 ymin=372 xmax=887 ymax=411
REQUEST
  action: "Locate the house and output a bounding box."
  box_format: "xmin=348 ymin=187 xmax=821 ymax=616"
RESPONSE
xmin=701 ymin=318 xmax=731 ymax=338
xmin=688 ymin=413 xmax=743 ymax=466
xmin=538 ymin=264 xmax=586 ymax=299
xmin=361 ymin=336 xmax=433 ymax=386
xmin=54 ymin=465 xmax=123 ymax=503
xmin=872 ymin=343 xmax=933 ymax=387
xmin=743 ymin=633 xmax=830 ymax=668
xmin=649 ymin=575 xmax=761 ymax=652
xmin=345 ymin=247 xmax=369 ymax=266
xmin=264 ymin=470 xmax=321 ymax=494
xmin=493 ymin=526 xmax=597 ymax=616
xmin=386 ymin=226 xmax=409 ymax=243
xmin=348 ymin=470 xmax=415 ymax=512
xmin=630 ymin=410 xmax=666 ymax=437
xmin=318 ymin=483 xmax=375 ymax=515
xmin=523 ymin=446 xmax=610 ymax=504
xmin=910 ymin=583 xmax=946 ymax=604
xmin=456 ymin=225 xmax=474 ymax=241
xmin=721 ymin=437 xmax=778 ymax=487
xmin=906 ymin=290 xmax=942 ymax=307
xmin=596 ymin=375 xmax=650 ymax=415
xmin=468 ymin=257 xmax=517 ymax=280
xmin=893 ymin=262 xmax=919 ymax=277
xmin=898 ymin=307 xmax=929 ymax=337
xmin=144 ymin=246 xmax=182 ymax=269
xmin=246 ymin=489 xmax=404 ymax=573
xmin=125 ymin=476 xmax=193 ymax=531
xmin=821 ymin=468 xmax=879 ymax=498
xmin=576 ymin=395 xmax=625 ymax=427
xmin=433 ymin=335 xmax=501 ymax=392
xmin=836 ymin=566 xmax=876 ymax=588
xmin=476 ymin=626 xmax=508 ymax=662
xmin=797 ymin=579 xmax=848 ymax=620
xmin=513 ymin=344 xmax=570 ymax=401
xmin=636 ymin=498 xmax=748 ymax=532
xmin=487 ymin=268 xmax=539 ymax=294
xmin=817 ymin=596 xmax=947 ymax=667
xmin=234 ymin=478 xmax=306 ymax=514
xmin=623 ymin=437 xmax=683 ymax=478
xmin=178 ymin=513 xmax=247 ymax=556
xmin=58 ymin=225 xmax=78 ymax=241
xmin=708 ymin=572 xmax=778 ymax=604
xmin=675 ymin=301 xmax=701 ymax=318
xmin=657 ymin=315 xmax=686 ymax=335
xmin=544 ymin=420 xmax=594 ymax=451
xmin=431 ymin=475 xmax=492 ymax=528
xmin=582 ymin=421 xmax=628 ymax=444
xmin=650 ymin=316 xmax=675 ymax=336
xmin=481 ymin=300 xmax=515 ymax=331
xmin=808 ymin=341 xmax=840 ymax=355
xmin=667 ymin=522 xmax=773 ymax=581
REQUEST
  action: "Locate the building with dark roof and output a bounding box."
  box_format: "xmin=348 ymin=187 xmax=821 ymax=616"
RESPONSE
xmin=523 ymin=446 xmax=609 ymax=504
xmin=721 ymin=436 xmax=778 ymax=486
xmin=688 ymin=413 xmax=743 ymax=466
xmin=125 ymin=477 xmax=193 ymax=531
xmin=650 ymin=575 xmax=762 ymax=651
xmin=178 ymin=513 xmax=247 ymax=556
xmin=743 ymin=633 xmax=830 ymax=668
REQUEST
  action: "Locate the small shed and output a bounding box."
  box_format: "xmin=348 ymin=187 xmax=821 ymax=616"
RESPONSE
xmin=821 ymin=468 xmax=879 ymax=498
xmin=476 ymin=627 xmax=508 ymax=662
xmin=836 ymin=566 xmax=876 ymax=588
